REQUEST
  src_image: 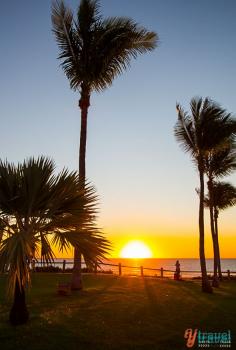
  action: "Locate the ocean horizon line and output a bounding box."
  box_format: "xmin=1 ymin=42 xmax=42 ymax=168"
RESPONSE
xmin=52 ymin=257 xmax=236 ymax=260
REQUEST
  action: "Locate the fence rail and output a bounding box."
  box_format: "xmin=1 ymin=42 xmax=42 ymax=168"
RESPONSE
xmin=32 ymin=260 xmax=236 ymax=279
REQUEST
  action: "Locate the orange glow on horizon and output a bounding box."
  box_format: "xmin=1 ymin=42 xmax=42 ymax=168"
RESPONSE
xmin=52 ymin=228 xmax=236 ymax=259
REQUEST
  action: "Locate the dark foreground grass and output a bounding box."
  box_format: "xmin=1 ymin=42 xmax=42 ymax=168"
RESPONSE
xmin=0 ymin=274 xmax=235 ymax=350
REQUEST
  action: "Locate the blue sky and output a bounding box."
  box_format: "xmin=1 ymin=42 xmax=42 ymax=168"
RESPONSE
xmin=1 ymin=0 xmax=236 ymax=256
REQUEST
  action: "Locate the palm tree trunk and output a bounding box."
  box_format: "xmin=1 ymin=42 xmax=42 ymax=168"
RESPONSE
xmin=214 ymin=208 xmax=222 ymax=280
xmin=71 ymin=84 xmax=90 ymax=290
xmin=78 ymin=86 xmax=89 ymax=182
xmin=9 ymin=279 xmax=29 ymax=325
xmin=211 ymin=233 xmax=219 ymax=286
xmin=199 ymin=165 xmax=212 ymax=293
xmin=71 ymin=248 xmax=82 ymax=290
xmin=207 ymin=179 xmax=219 ymax=287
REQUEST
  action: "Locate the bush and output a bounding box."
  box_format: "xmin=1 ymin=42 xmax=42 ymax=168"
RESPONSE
xmin=35 ymin=265 xmax=61 ymax=273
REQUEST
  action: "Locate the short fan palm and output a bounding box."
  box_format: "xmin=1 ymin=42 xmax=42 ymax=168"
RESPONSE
xmin=0 ymin=157 xmax=110 ymax=325
xmin=52 ymin=0 xmax=158 ymax=289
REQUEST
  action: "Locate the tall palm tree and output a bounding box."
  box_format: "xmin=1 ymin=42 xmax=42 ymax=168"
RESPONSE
xmin=51 ymin=0 xmax=158 ymax=289
xmin=174 ymin=97 xmax=235 ymax=293
xmin=205 ymin=144 xmax=236 ymax=286
xmin=204 ymin=181 xmax=236 ymax=280
xmin=0 ymin=157 xmax=110 ymax=325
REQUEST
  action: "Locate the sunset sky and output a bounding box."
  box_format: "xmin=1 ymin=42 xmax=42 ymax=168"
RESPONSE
xmin=1 ymin=0 xmax=236 ymax=258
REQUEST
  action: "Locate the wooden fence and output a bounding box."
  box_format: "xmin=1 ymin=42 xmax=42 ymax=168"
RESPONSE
xmin=33 ymin=260 xmax=236 ymax=279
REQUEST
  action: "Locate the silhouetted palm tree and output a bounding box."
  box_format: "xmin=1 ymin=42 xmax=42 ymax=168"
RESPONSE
xmin=0 ymin=219 xmax=4 ymax=243
xmin=51 ymin=0 xmax=158 ymax=289
xmin=174 ymin=97 xmax=236 ymax=293
xmin=0 ymin=157 xmax=110 ymax=325
xmin=205 ymin=181 xmax=236 ymax=280
xmin=205 ymin=144 xmax=236 ymax=286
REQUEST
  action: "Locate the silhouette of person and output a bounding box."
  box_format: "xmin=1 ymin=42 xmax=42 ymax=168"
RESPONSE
xmin=175 ymin=260 xmax=181 ymax=280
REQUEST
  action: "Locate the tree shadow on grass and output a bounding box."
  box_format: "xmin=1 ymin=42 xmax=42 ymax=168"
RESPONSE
xmin=0 ymin=321 xmax=115 ymax=350
xmin=74 ymin=275 xmax=119 ymax=307
xmin=143 ymin=278 xmax=236 ymax=349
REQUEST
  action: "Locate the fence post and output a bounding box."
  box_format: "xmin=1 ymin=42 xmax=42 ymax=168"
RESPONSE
xmin=31 ymin=259 xmax=35 ymax=272
xmin=227 ymin=269 xmax=231 ymax=279
xmin=161 ymin=267 xmax=163 ymax=278
xmin=140 ymin=266 xmax=144 ymax=277
xmin=118 ymin=263 xmax=122 ymax=276
xmin=63 ymin=260 xmax=66 ymax=273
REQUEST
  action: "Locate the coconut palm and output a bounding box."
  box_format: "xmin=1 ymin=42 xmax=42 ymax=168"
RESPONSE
xmin=174 ymin=97 xmax=236 ymax=293
xmin=51 ymin=0 xmax=158 ymax=289
xmin=0 ymin=157 xmax=110 ymax=325
xmin=205 ymin=144 xmax=236 ymax=286
xmin=204 ymin=181 xmax=236 ymax=280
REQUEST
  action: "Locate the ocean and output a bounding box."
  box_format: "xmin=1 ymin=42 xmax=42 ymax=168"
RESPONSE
xmin=52 ymin=258 xmax=236 ymax=278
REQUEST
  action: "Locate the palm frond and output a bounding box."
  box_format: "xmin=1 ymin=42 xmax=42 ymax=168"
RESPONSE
xmin=207 ymin=146 xmax=236 ymax=178
xmin=77 ymin=0 xmax=101 ymax=34
xmin=40 ymin=233 xmax=55 ymax=264
xmin=51 ymin=230 xmax=111 ymax=264
xmin=174 ymin=103 xmax=196 ymax=159
xmin=91 ymin=18 xmax=157 ymax=91
xmin=212 ymin=181 xmax=236 ymax=210
xmin=0 ymin=230 xmax=38 ymax=295
xmin=52 ymin=0 xmax=81 ymax=88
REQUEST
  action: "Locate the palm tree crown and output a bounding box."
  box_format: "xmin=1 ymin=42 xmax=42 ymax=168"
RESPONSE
xmin=0 ymin=156 xmax=110 ymax=296
xmin=205 ymin=181 xmax=236 ymax=211
xmin=175 ymin=97 xmax=236 ymax=166
xmin=205 ymin=145 xmax=236 ymax=179
xmin=52 ymin=0 xmax=158 ymax=93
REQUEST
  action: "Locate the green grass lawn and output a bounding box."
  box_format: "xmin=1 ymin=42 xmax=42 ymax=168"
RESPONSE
xmin=0 ymin=273 xmax=235 ymax=350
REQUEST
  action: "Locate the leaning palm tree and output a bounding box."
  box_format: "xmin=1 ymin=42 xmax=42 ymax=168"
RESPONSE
xmin=174 ymin=97 xmax=236 ymax=293
xmin=51 ymin=0 xmax=158 ymax=289
xmin=0 ymin=157 xmax=110 ymax=325
xmin=204 ymin=181 xmax=236 ymax=280
xmin=205 ymin=144 xmax=236 ymax=286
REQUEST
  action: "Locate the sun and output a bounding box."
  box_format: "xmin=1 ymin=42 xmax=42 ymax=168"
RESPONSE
xmin=120 ymin=240 xmax=152 ymax=258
